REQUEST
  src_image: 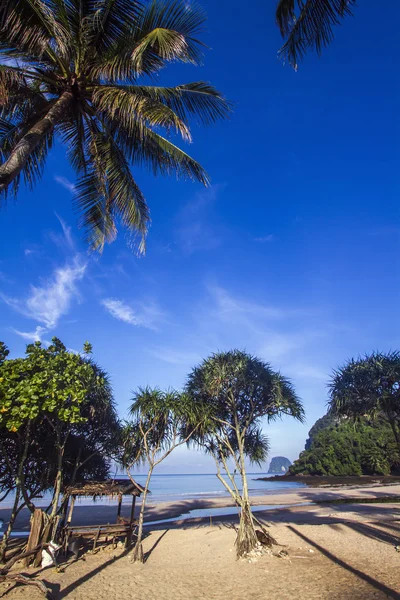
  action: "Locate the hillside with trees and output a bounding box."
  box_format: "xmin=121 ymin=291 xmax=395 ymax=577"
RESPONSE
xmin=289 ymin=416 xmax=400 ymax=477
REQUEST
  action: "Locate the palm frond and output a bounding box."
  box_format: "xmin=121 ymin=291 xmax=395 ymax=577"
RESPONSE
xmin=74 ymin=122 xmax=150 ymax=252
xmin=92 ymin=85 xmax=191 ymax=140
xmin=276 ymin=0 xmax=357 ymax=68
xmin=92 ymin=0 xmax=206 ymax=80
xmin=115 ymin=82 xmax=231 ymax=126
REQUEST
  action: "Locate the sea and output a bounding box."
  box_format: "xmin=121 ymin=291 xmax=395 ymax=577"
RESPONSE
xmin=0 ymin=472 xmax=305 ymax=509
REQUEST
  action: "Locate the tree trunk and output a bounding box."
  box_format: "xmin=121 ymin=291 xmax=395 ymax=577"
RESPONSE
xmin=131 ymin=467 xmax=153 ymax=563
xmin=0 ymin=488 xmax=20 ymax=563
xmin=235 ymin=443 xmax=258 ymax=558
xmin=236 ymin=500 xmax=258 ymax=558
xmin=0 ymin=92 xmax=73 ymax=191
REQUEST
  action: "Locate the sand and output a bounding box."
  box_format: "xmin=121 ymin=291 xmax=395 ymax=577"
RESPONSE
xmin=2 ymin=484 xmax=400 ymax=599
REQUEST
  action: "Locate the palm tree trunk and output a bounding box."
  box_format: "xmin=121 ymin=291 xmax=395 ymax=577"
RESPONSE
xmin=131 ymin=466 xmax=153 ymax=563
xmin=0 ymin=91 xmax=73 ymax=191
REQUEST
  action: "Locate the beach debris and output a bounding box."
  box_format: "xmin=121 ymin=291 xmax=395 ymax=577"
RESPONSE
xmin=41 ymin=541 xmax=61 ymax=569
xmin=243 ymin=542 xmax=272 ymax=563
xmin=394 ymin=545 xmax=400 ymax=552
xmin=276 ymin=550 xmax=289 ymax=559
xmin=0 ymin=544 xmax=55 ymax=599
xmin=256 ymin=529 xmax=275 ymax=547
xmin=308 ymin=549 xmax=315 ymax=553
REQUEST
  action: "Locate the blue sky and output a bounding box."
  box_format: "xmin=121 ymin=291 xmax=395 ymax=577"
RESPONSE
xmin=0 ymin=0 xmax=399 ymax=473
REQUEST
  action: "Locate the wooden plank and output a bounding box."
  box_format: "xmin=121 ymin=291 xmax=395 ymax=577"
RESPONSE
xmin=24 ymin=509 xmax=44 ymax=567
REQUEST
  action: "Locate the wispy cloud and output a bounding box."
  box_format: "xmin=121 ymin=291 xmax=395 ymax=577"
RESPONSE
xmin=54 ymin=213 xmax=75 ymax=250
xmin=54 ymin=175 xmax=75 ymax=194
xmin=148 ymin=347 xmax=202 ymax=366
xmin=101 ymin=298 xmax=140 ymax=326
xmin=11 ymin=326 xmax=47 ymax=343
xmin=254 ymin=234 xmax=274 ymax=243
xmin=101 ymin=298 xmax=165 ymax=331
xmin=1 ymin=257 xmax=86 ymax=328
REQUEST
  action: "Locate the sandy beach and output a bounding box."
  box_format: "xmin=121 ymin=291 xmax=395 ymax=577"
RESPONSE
xmin=1 ymin=483 xmax=400 ymax=599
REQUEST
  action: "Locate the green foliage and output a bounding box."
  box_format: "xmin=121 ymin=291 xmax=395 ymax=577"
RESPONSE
xmin=186 ymin=350 xmax=303 ymax=557
xmin=124 ymin=386 xmax=199 ymax=467
xmin=329 ymin=351 xmax=400 ymax=421
xmin=289 ymin=416 xmax=399 ymax=476
xmin=0 ymin=337 xmax=120 ymax=509
xmin=0 ymin=0 xmax=229 ymax=252
xmin=0 ymin=338 xmax=96 ymax=431
xmin=186 ymin=350 xmax=303 ymax=480
xmin=276 ymin=0 xmax=357 ymax=69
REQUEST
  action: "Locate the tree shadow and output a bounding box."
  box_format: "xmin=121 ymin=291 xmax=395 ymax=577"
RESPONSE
xmin=343 ymin=520 xmax=400 ymax=546
xmin=56 ymin=547 xmax=131 ymax=599
xmin=288 ymin=525 xmax=400 ymax=599
xmin=143 ymin=529 xmax=169 ymax=563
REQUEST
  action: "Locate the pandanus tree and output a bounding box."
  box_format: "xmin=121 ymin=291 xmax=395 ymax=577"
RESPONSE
xmin=186 ymin=350 xmax=304 ymax=558
xmin=275 ymin=0 xmax=357 ymax=69
xmin=123 ymin=387 xmax=202 ymax=563
xmin=0 ymin=0 xmax=229 ymax=251
xmin=329 ymin=351 xmax=400 ymax=454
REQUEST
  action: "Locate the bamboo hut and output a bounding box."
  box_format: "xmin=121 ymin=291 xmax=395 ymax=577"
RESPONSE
xmin=62 ymin=478 xmax=145 ymax=551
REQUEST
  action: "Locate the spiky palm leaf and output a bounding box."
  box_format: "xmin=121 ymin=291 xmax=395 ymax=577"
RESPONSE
xmin=276 ymin=0 xmax=357 ymax=69
xmin=0 ymin=0 xmax=229 ymax=251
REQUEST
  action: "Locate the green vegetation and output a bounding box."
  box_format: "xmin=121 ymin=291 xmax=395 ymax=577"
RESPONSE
xmin=275 ymin=0 xmax=357 ymax=68
xmin=186 ymin=350 xmax=304 ymax=558
xmin=289 ymin=416 xmax=399 ymax=477
xmin=329 ymin=351 xmax=400 ymax=455
xmin=0 ymin=338 xmax=120 ymax=560
xmin=0 ymin=0 xmax=229 ymax=251
xmin=123 ymin=387 xmax=202 ymax=563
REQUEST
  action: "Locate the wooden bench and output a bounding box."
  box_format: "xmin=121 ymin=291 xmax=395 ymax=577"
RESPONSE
xmin=62 ymin=522 xmax=137 ymax=554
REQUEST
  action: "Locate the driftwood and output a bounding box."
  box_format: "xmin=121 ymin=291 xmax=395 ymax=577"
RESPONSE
xmin=0 ymin=544 xmax=54 ymax=599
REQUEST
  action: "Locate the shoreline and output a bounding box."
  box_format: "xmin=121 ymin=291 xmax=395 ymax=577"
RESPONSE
xmin=262 ymin=474 xmax=400 ymax=487
xmin=3 ymin=481 xmax=400 ymax=531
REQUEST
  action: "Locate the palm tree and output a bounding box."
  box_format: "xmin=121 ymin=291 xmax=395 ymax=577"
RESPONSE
xmin=0 ymin=0 xmax=229 ymax=251
xmin=276 ymin=0 xmax=357 ymax=69
xmin=186 ymin=350 xmax=304 ymax=557
xmin=123 ymin=387 xmax=202 ymax=563
xmin=329 ymin=351 xmax=400 ymax=454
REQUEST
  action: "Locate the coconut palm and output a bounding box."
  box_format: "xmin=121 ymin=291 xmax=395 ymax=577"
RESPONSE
xmin=0 ymin=0 xmax=229 ymax=251
xmin=186 ymin=350 xmax=304 ymax=557
xmin=276 ymin=0 xmax=357 ymax=69
xmin=329 ymin=351 xmax=400 ymax=453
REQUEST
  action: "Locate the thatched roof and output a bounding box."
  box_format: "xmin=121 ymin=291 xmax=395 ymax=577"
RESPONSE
xmin=65 ymin=478 xmax=144 ymax=498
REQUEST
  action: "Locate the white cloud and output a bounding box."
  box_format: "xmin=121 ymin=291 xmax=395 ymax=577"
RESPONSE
xmin=101 ymin=298 xmax=140 ymax=326
xmin=101 ymin=298 xmax=165 ymax=331
xmin=254 ymin=234 xmax=274 ymax=243
xmin=54 ymin=175 xmax=75 ymax=194
xmin=11 ymin=326 xmax=47 ymax=343
xmin=1 ymin=258 xmax=86 ymax=328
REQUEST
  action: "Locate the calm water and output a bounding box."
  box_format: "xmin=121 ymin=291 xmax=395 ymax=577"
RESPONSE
xmin=131 ymin=473 xmax=305 ymax=503
xmin=0 ymin=473 xmax=306 ymax=509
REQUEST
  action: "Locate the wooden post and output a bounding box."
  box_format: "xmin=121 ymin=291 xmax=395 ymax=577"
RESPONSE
xmin=116 ymin=494 xmax=122 ymax=523
xmin=130 ymin=494 xmax=136 ymax=523
xmin=67 ymin=496 xmax=76 ymax=525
